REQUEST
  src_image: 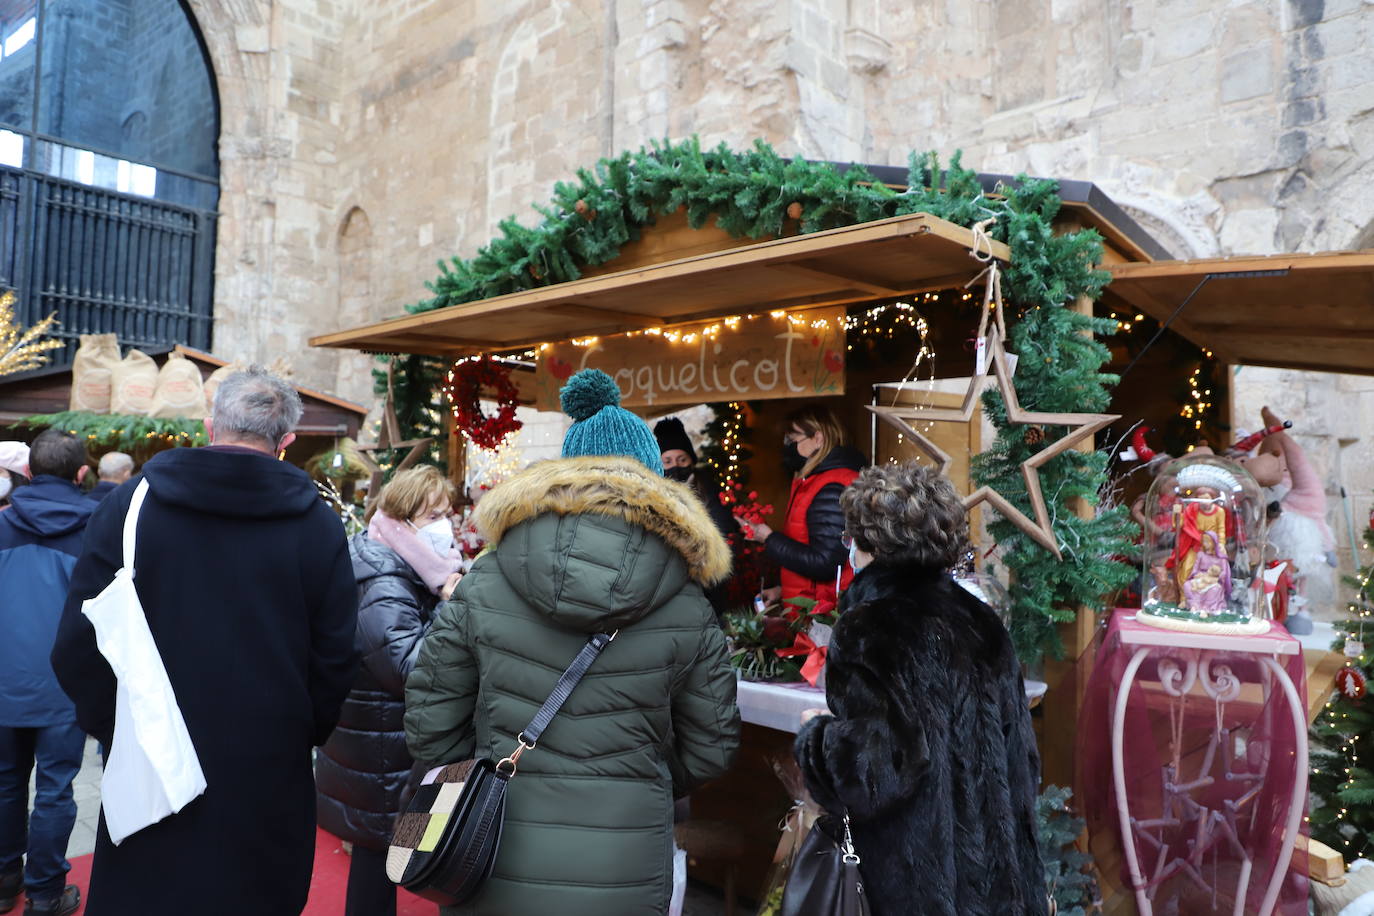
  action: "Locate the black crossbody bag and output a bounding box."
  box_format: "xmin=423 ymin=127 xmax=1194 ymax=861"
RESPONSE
xmin=385 ymin=630 xmax=616 ymax=905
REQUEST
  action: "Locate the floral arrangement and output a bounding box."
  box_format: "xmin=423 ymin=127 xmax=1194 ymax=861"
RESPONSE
xmin=718 ymin=483 xmax=773 ymax=540
xmin=443 ymin=356 xmax=522 ymax=450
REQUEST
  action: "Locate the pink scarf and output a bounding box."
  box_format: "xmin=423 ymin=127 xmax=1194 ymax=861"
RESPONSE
xmin=367 ymin=511 xmax=463 ymax=596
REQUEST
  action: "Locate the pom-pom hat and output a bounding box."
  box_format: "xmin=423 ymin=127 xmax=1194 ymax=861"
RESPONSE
xmin=559 ymin=369 xmax=663 ymax=474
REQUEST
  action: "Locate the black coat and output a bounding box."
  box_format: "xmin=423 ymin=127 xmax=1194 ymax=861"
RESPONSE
xmin=794 ymin=562 xmax=1045 ymax=916
xmin=50 ymin=447 xmax=359 ymax=916
xmin=316 ymin=532 xmax=437 ymax=850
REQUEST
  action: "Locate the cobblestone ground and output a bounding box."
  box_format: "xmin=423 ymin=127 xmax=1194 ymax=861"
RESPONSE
xmin=57 ymin=739 xmax=730 ymax=914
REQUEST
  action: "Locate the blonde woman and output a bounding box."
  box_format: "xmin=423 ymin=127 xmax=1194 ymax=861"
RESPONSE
xmin=739 ymin=404 xmax=867 ymax=606
xmin=316 ymin=465 xmax=462 ymax=916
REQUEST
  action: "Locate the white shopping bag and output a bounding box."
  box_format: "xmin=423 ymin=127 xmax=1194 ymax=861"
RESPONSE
xmin=668 ymin=843 xmax=686 ymax=916
xmin=82 ymin=479 xmax=207 ymax=845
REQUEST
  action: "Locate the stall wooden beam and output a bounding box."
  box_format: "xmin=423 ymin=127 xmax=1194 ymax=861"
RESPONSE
xmin=310 ymin=212 xmax=1010 ymax=357
xmin=1102 ymin=250 xmax=1374 ymax=377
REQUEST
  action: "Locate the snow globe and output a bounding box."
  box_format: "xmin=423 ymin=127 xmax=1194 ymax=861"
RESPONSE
xmin=1138 ymin=453 xmax=1269 ymax=634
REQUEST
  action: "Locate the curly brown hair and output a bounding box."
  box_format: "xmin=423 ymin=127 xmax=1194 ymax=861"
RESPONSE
xmin=840 ymin=461 xmax=968 ymax=569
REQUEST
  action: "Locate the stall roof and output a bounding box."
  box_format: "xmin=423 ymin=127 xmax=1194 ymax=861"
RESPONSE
xmin=830 ymin=162 xmax=1175 ymax=263
xmin=310 ymin=211 xmax=1009 ymax=357
xmin=1102 ymin=251 xmax=1374 ymax=377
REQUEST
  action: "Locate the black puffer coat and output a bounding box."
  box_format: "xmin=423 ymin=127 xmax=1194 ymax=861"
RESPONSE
xmin=316 ymin=532 xmax=439 ymax=850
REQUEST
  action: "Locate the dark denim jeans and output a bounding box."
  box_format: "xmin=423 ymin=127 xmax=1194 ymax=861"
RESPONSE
xmin=0 ymin=723 xmax=87 ymax=898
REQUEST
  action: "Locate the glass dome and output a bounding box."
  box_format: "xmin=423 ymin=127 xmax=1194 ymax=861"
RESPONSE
xmin=1140 ymin=453 xmax=1268 ymax=623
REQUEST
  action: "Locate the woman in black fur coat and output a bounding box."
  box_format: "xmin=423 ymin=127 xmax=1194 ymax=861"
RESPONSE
xmin=793 ymin=462 xmax=1046 ymax=916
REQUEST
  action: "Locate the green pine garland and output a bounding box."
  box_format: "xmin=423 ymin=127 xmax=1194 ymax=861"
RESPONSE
xmin=1038 ymin=785 xmax=1099 ymax=914
xmin=387 ymin=137 xmax=1136 ymax=663
xmin=15 ymin=410 xmax=206 ymax=456
xmin=1311 ymin=505 xmax=1374 ymax=856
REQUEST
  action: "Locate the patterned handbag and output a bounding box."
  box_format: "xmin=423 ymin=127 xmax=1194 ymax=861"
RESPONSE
xmin=386 ymin=630 xmax=616 ymax=905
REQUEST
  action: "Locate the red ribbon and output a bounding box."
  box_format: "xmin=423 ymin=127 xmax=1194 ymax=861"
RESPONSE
xmin=776 ymin=631 xmax=828 ymax=686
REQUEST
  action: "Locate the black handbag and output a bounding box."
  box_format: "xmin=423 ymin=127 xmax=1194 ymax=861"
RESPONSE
xmin=781 ymin=813 xmax=871 ymax=916
xmin=385 ymin=630 xmax=616 ymax=905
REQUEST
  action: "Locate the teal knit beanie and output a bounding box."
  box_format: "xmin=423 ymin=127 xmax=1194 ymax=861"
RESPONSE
xmin=560 ymin=370 xmax=663 ymax=474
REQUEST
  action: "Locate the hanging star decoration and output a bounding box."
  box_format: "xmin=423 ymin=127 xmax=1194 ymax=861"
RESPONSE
xmin=356 ymin=359 xmax=435 ymax=512
xmin=868 ymin=222 xmax=1118 ymax=560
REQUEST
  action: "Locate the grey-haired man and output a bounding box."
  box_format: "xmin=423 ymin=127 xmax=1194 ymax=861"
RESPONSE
xmin=51 ymin=367 xmax=358 ymax=916
xmin=86 ymin=452 xmax=133 ymax=504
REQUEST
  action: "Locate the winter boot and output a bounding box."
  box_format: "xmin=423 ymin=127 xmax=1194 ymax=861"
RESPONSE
xmin=23 ymin=885 xmax=78 ymax=916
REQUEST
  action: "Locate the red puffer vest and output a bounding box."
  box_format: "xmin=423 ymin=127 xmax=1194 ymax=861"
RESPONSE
xmin=779 ymin=465 xmax=861 ymax=606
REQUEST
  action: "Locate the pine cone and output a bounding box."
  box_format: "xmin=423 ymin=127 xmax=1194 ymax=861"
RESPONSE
xmin=1023 ymin=425 xmax=1046 ymax=446
xmin=575 ymin=199 xmax=595 ymax=220
xmin=787 ymin=201 xmax=803 ymax=220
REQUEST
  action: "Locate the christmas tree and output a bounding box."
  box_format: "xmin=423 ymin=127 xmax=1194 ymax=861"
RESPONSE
xmin=1310 ymin=500 xmax=1374 ymax=856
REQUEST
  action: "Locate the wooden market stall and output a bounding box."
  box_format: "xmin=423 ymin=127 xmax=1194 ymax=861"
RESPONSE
xmin=311 ymin=163 xmax=1367 ymax=911
xmin=0 ymin=344 xmax=367 ymax=468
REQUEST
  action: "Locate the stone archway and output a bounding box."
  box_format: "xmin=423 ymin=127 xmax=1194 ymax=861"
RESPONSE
xmin=181 ymin=1 xmax=282 ymax=363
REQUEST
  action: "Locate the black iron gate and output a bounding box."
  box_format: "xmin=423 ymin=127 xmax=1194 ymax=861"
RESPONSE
xmin=0 ymin=164 xmax=216 ymax=364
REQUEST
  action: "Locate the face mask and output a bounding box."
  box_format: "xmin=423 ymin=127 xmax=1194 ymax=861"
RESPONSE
xmin=664 ymin=466 xmax=693 ymax=484
xmin=1266 ymin=482 xmax=1291 ymax=503
xmin=782 ymin=440 xmax=806 ymax=473
xmin=414 ymin=518 xmax=455 ymax=557
xmin=0 ymin=476 xmax=10 ymax=501
xmin=848 ymin=540 xmax=863 ymax=572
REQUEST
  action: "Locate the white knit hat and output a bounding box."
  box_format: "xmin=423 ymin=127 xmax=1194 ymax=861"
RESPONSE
xmin=0 ymin=441 xmax=29 ymax=477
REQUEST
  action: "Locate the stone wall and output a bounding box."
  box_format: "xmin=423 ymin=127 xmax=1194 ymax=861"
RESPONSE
xmin=183 ymin=0 xmax=1374 ymax=611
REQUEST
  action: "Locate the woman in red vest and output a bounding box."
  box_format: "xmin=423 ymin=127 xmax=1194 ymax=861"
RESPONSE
xmin=740 ymin=405 xmax=866 ymax=607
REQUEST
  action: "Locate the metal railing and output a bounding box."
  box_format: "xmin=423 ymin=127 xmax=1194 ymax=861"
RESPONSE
xmin=0 ymin=164 xmax=216 ymax=363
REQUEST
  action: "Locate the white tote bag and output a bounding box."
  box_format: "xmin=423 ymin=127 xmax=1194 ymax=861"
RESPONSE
xmin=81 ymin=478 xmax=207 ymax=845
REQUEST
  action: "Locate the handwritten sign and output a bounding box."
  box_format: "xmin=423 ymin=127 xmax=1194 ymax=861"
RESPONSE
xmin=534 ymin=307 xmax=846 ymax=410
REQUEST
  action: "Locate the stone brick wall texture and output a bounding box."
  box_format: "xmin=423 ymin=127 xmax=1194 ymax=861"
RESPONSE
xmin=180 ymin=0 xmax=1374 ymax=614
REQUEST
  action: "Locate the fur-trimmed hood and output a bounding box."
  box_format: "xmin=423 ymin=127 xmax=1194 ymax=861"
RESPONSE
xmin=477 ymin=456 xmax=731 ymax=585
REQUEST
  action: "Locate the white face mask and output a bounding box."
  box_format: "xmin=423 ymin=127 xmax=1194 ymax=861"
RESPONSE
xmin=848 ymin=540 xmax=863 ymax=572
xmin=0 ymin=476 xmax=10 ymax=501
xmin=414 ymin=518 xmax=455 ymax=557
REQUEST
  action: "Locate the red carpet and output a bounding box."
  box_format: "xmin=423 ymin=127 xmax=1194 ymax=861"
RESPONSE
xmin=24 ymin=829 xmax=437 ymax=915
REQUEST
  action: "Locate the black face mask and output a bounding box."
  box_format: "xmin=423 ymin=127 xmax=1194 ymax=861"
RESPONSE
xmin=782 ymin=440 xmax=807 ymax=473
xmin=663 ymin=466 xmax=693 ymax=483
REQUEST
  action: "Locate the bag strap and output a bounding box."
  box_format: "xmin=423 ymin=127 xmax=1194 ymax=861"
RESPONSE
xmin=121 ymin=479 xmax=152 ymax=571
xmin=496 ymin=630 xmax=616 ymax=776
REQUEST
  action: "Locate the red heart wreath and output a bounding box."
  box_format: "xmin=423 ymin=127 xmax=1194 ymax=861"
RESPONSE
xmin=445 ymin=356 xmax=523 ymax=451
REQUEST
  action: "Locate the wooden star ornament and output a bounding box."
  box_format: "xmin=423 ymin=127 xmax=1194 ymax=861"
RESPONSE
xmin=868 ymin=331 xmax=1117 ymax=561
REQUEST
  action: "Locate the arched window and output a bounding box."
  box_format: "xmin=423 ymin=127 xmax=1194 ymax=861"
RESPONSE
xmin=338 ymin=207 xmax=373 ymax=325
xmin=0 ymin=0 xmax=219 ymax=361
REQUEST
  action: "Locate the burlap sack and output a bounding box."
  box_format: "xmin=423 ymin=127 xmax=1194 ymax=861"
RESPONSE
xmin=202 ymin=362 xmax=244 ymax=412
xmin=110 ymin=349 xmax=159 ymax=416
xmin=149 ymin=351 xmax=208 ymax=419
xmin=70 ymin=333 xmax=121 ymax=413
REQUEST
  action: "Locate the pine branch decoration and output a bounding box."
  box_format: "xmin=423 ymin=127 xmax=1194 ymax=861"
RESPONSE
xmin=0 ymin=291 xmax=62 ymax=378
xmin=382 ymin=138 xmax=1137 ymax=663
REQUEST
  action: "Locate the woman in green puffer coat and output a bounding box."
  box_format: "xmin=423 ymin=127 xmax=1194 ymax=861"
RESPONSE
xmin=404 ymin=370 xmax=741 ymax=916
